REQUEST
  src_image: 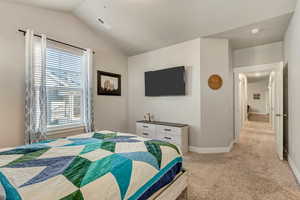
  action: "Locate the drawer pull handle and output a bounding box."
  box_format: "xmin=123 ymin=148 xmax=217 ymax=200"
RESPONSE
xmin=164 ymin=129 xmax=171 ymax=131
xmin=164 ymin=137 xmax=172 ymax=140
xmin=143 ymin=126 xmax=149 ymax=128
xmin=143 ymin=133 xmax=149 ymax=136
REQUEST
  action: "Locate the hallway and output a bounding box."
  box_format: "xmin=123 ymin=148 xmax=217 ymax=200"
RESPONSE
xmin=182 ymin=121 xmax=300 ymax=200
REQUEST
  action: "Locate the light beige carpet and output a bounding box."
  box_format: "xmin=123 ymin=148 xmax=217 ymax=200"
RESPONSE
xmin=179 ymin=121 xmax=300 ymax=200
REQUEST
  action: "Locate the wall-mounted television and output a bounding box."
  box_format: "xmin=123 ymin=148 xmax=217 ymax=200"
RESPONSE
xmin=145 ymin=66 xmax=186 ymax=96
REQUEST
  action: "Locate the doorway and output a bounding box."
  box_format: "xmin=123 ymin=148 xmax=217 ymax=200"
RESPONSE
xmin=246 ymin=70 xmax=271 ymax=123
xmin=234 ymin=62 xmax=284 ymax=160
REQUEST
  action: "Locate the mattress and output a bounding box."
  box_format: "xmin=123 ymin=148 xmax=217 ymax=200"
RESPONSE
xmin=0 ymin=131 xmax=182 ymax=200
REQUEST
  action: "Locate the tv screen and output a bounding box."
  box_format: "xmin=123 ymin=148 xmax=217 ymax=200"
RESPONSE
xmin=145 ymin=66 xmax=186 ymax=96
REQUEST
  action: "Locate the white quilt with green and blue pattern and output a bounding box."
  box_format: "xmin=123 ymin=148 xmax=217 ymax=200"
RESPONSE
xmin=0 ymin=131 xmax=183 ymax=200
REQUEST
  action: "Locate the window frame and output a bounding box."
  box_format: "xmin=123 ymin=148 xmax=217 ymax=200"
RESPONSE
xmin=44 ymin=44 xmax=85 ymax=133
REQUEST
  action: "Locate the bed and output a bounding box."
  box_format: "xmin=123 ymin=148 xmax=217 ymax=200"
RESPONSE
xmin=0 ymin=131 xmax=187 ymax=200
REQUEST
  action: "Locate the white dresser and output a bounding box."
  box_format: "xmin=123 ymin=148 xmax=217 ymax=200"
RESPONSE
xmin=136 ymin=121 xmax=189 ymax=154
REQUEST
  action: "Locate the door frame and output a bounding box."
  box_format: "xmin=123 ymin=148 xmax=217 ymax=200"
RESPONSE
xmin=233 ymin=62 xmax=283 ymax=143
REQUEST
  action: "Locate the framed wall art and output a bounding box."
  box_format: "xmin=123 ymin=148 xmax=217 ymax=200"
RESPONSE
xmin=208 ymin=74 xmax=223 ymax=90
xmin=253 ymin=93 xmax=261 ymax=100
xmin=97 ymin=71 xmax=121 ymax=96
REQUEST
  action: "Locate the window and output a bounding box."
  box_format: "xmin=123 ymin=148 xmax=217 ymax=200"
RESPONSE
xmin=34 ymin=44 xmax=84 ymax=131
xmin=46 ymin=48 xmax=84 ymax=129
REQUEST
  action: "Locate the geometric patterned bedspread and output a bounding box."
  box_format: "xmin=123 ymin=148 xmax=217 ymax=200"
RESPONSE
xmin=0 ymin=131 xmax=182 ymax=200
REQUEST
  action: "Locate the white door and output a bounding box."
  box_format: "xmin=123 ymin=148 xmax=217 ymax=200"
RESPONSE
xmin=235 ymin=73 xmax=247 ymax=143
xmin=274 ymin=63 xmax=284 ymax=160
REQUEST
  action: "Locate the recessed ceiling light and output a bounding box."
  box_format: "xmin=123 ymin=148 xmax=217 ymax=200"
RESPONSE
xmin=255 ymin=73 xmax=261 ymax=77
xmin=251 ymin=28 xmax=260 ymax=34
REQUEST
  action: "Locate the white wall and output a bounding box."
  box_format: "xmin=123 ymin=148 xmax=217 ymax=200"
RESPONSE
xmin=233 ymin=42 xmax=284 ymax=67
xmin=128 ymin=38 xmax=234 ymax=148
xmin=284 ymin=0 xmax=300 ymax=181
xmin=0 ymin=1 xmax=128 ymax=148
xmin=128 ymin=39 xmax=201 ymax=147
xmin=200 ymin=39 xmax=234 ymax=148
xmin=247 ymin=79 xmax=269 ymax=114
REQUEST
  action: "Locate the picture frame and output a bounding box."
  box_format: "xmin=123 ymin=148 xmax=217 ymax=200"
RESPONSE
xmin=253 ymin=93 xmax=261 ymax=100
xmin=208 ymin=74 xmax=223 ymax=90
xmin=97 ymin=71 xmax=121 ymax=96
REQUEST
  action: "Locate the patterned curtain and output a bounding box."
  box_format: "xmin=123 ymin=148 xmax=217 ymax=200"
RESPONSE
xmin=24 ymin=30 xmax=48 ymax=144
xmin=83 ymin=49 xmax=94 ymax=132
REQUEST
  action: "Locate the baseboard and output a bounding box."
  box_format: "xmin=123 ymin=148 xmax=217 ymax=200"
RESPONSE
xmin=288 ymin=156 xmax=300 ymax=184
xmin=189 ymin=141 xmax=234 ymax=154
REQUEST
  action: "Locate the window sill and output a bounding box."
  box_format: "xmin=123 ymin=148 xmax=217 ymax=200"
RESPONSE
xmin=47 ymin=124 xmax=85 ymax=136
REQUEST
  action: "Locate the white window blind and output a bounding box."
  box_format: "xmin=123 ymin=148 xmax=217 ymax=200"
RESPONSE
xmin=34 ymin=43 xmax=84 ymax=131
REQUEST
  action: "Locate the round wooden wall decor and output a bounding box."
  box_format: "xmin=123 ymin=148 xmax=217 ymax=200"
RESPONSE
xmin=208 ymin=74 xmax=223 ymax=90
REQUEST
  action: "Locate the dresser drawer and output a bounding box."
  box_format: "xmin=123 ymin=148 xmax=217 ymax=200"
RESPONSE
xmin=136 ymin=123 xmax=156 ymax=138
xmin=137 ymin=123 xmax=155 ymax=131
xmin=142 ymin=124 xmax=155 ymax=132
xmin=157 ymin=132 xmax=180 ymax=145
xmin=156 ymin=125 xmax=181 ymax=135
xmin=140 ymin=131 xmax=154 ymax=138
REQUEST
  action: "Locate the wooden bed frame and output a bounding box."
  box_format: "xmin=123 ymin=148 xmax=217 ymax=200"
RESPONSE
xmin=151 ymin=170 xmax=189 ymax=200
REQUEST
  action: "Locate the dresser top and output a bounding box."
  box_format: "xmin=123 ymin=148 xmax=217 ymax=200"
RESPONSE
xmin=136 ymin=120 xmax=188 ymax=128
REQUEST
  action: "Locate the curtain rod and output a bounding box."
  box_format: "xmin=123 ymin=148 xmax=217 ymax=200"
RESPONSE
xmin=18 ymin=29 xmax=95 ymax=54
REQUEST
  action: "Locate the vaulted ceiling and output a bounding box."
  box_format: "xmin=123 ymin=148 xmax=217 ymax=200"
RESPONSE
xmin=10 ymin=0 xmax=84 ymax=11
xmin=9 ymin=0 xmax=298 ymax=55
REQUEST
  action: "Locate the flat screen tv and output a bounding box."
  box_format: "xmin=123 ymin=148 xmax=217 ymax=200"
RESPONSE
xmin=145 ymin=66 xmax=186 ymax=96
